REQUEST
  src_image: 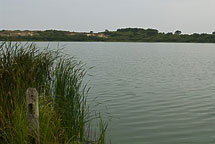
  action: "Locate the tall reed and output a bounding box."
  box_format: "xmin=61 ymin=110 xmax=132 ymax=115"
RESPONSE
xmin=0 ymin=42 xmax=108 ymax=144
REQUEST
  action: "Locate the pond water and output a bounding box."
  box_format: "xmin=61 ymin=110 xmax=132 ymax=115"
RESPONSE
xmin=37 ymin=42 xmax=215 ymax=144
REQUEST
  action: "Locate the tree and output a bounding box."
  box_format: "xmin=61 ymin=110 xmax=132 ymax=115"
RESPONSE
xmin=213 ymin=32 xmax=215 ymax=35
xmin=175 ymin=30 xmax=182 ymax=35
xmin=166 ymin=32 xmax=173 ymax=35
xmin=146 ymin=29 xmax=159 ymax=36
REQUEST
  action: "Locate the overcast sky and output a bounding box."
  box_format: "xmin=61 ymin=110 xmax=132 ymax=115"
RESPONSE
xmin=1 ymin=0 xmax=215 ymax=34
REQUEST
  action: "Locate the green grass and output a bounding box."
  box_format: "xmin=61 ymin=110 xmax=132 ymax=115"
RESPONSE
xmin=0 ymin=42 xmax=109 ymax=144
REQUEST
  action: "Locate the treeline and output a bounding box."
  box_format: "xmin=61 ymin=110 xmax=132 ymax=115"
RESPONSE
xmin=104 ymin=28 xmax=215 ymax=43
xmin=1 ymin=28 xmax=215 ymax=43
xmin=0 ymin=30 xmax=106 ymax=41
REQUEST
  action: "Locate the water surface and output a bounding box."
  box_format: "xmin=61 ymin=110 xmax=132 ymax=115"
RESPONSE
xmin=37 ymin=42 xmax=215 ymax=144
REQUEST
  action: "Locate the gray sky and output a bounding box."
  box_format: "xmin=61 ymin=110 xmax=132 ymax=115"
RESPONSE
xmin=1 ymin=0 xmax=215 ymax=34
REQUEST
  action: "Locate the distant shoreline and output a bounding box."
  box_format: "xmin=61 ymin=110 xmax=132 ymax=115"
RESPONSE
xmin=2 ymin=40 xmax=215 ymax=44
xmin=1 ymin=28 xmax=215 ymax=43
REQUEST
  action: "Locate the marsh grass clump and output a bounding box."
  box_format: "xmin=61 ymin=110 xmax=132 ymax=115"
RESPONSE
xmin=0 ymin=42 xmax=108 ymax=144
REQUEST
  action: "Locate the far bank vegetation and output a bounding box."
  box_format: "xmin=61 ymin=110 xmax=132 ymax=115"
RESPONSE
xmin=1 ymin=28 xmax=215 ymax=43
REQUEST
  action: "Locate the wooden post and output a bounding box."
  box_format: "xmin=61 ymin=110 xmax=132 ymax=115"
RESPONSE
xmin=26 ymin=88 xmax=40 ymax=144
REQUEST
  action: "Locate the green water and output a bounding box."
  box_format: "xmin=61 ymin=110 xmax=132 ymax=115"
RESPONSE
xmin=37 ymin=42 xmax=215 ymax=144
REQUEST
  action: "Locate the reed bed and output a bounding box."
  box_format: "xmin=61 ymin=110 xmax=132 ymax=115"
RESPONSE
xmin=0 ymin=42 xmax=108 ymax=144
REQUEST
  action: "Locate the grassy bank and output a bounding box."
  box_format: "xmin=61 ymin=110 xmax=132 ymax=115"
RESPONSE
xmin=0 ymin=42 xmax=108 ymax=144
